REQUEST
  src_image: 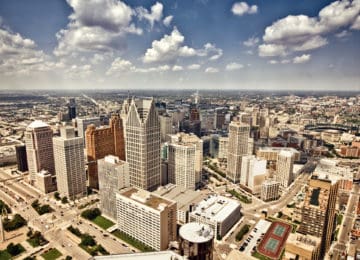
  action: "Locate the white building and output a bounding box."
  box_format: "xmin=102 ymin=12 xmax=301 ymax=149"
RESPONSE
xmin=189 ymin=195 xmax=241 ymax=238
xmin=98 ymin=155 xmax=129 ymax=221
xmin=275 ymin=150 xmax=295 ymax=188
xmin=240 ymin=155 xmax=267 ymax=195
xmin=159 ymin=114 xmax=173 ymax=142
xmin=116 ymin=187 xmax=177 ymax=251
xmin=261 ymin=179 xmax=280 ymax=201
xmin=218 ymin=137 xmax=229 ymax=160
xmin=53 ymin=127 xmax=86 ymax=200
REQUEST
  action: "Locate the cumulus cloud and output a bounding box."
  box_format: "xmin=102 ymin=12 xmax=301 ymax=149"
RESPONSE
xmin=243 ymin=36 xmax=259 ymax=47
xmin=172 ymin=65 xmax=183 ymax=71
xmin=136 ymin=2 xmax=163 ymax=28
xmin=54 ymin=0 xmax=142 ymax=56
xmin=143 ymin=28 xmax=222 ymax=63
xmin=205 ymin=67 xmax=219 ymax=73
xmin=232 ymin=2 xmax=258 ymax=16
xmin=106 ymin=57 xmax=135 ymax=75
xmin=351 ymin=15 xmax=360 ymax=29
xmin=335 ymin=30 xmax=351 ymax=37
xmin=65 ymin=64 xmax=93 ymax=79
xmin=293 ymin=54 xmax=311 ymax=64
xmin=163 ymin=15 xmax=173 ymax=27
xmin=258 ymin=0 xmax=360 ymax=57
xmin=268 ymin=60 xmax=278 ymax=64
xmin=225 ymin=62 xmax=244 ymax=71
xmin=187 ymin=64 xmax=201 ymax=70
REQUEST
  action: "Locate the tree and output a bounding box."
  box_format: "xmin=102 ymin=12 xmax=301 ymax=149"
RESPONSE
xmin=7 ymin=243 xmax=21 ymax=256
xmin=3 ymin=214 xmax=27 ymax=231
xmin=54 ymin=192 xmax=61 ymax=201
xmin=81 ymin=208 xmax=101 ymax=220
xmin=65 ymin=256 xmax=72 ymax=260
xmin=61 ymin=196 xmax=68 ymax=204
xmin=81 ymin=234 xmax=96 ymax=247
xmin=0 ymin=200 xmax=11 ymax=214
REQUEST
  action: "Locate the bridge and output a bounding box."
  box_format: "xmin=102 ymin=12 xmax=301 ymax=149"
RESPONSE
xmin=304 ymin=123 xmax=359 ymax=132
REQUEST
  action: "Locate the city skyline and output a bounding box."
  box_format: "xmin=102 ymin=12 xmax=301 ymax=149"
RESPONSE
xmin=0 ymin=0 xmax=359 ymax=91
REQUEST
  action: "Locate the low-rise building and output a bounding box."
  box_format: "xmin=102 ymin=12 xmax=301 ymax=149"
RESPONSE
xmin=284 ymin=233 xmax=321 ymax=260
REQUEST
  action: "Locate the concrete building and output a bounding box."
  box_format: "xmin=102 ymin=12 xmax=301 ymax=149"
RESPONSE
xmin=86 ymin=114 xmax=125 ymax=189
xmin=125 ymin=98 xmax=161 ymax=191
xmin=218 ymin=137 xmax=229 ymax=160
xmin=25 ymin=120 xmax=55 ymax=188
xmin=15 ymin=144 xmax=28 ymax=172
xmin=189 ymin=195 xmax=241 ymax=238
xmin=275 ymin=150 xmax=295 ymax=189
xmin=116 ymin=187 xmax=177 ymax=251
xmin=35 ymin=170 xmax=56 ymax=194
xmin=77 ymin=117 xmax=101 ymax=142
xmin=98 ymin=155 xmax=129 ymax=221
xmin=179 ymin=222 xmax=214 ymax=260
xmin=227 ymin=121 xmax=250 ymax=183
xmin=298 ymin=174 xmax=339 ymax=257
xmin=159 ymin=114 xmax=173 ymax=142
xmin=53 ymin=127 xmax=86 ymax=200
xmin=256 ymin=147 xmax=300 ymax=162
xmin=168 ymin=133 xmax=203 ymax=190
xmin=240 ymin=155 xmax=267 ymax=195
xmin=261 ymin=179 xmax=280 ymax=201
xmin=284 ymin=233 xmax=321 ymax=260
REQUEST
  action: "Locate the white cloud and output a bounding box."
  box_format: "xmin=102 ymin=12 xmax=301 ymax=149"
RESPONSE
xmin=205 ymin=67 xmax=219 ymax=73
xmin=225 ymin=62 xmax=244 ymax=71
xmin=243 ymin=36 xmax=259 ymax=47
xmin=335 ymin=30 xmax=351 ymax=38
xmin=259 ymin=0 xmax=360 ymax=57
xmin=281 ymin=59 xmax=290 ymax=64
xmin=106 ymin=57 xmax=135 ymax=75
xmin=143 ymin=28 xmax=222 ymax=63
xmin=136 ymin=2 xmax=163 ymax=28
xmin=293 ymin=54 xmax=311 ymax=64
xmin=268 ymin=60 xmax=278 ymax=64
xmin=188 ymin=64 xmax=201 ymax=70
xmin=351 ymin=15 xmax=360 ymax=29
xmin=172 ymin=65 xmax=183 ymax=71
xmin=90 ymin=53 xmax=106 ymax=64
xmin=54 ymin=0 xmax=142 ymax=56
xmin=258 ymin=44 xmax=286 ymax=57
xmin=232 ymin=2 xmax=258 ymax=16
xmin=65 ymin=64 xmax=93 ymax=79
xmin=163 ymin=15 xmax=173 ymax=27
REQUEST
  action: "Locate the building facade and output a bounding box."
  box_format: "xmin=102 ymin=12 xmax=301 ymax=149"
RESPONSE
xmin=261 ymin=179 xmax=280 ymax=201
xmin=275 ymin=150 xmax=295 ymax=188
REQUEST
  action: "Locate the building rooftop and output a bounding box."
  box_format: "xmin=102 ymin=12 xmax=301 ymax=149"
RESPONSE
xmin=179 ymin=222 xmax=214 ymax=243
xmin=120 ymin=187 xmax=174 ymax=211
xmin=190 ymin=195 xmax=240 ymax=223
xmin=91 ymin=251 xmax=185 ymax=260
xmin=286 ymin=233 xmax=320 ymax=250
xmin=27 ymin=120 xmax=49 ymax=129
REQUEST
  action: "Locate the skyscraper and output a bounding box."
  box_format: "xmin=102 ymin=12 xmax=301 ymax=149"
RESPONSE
xmin=68 ymin=98 xmax=76 ymax=120
xmin=240 ymin=155 xmax=267 ymax=195
xmin=98 ymin=155 xmax=129 ymax=221
xmin=125 ymin=98 xmax=161 ymax=191
xmin=159 ymin=114 xmax=173 ymax=142
xmin=226 ymin=121 xmax=250 ymax=183
xmin=15 ymin=144 xmax=28 ymax=172
xmin=76 ymin=117 xmax=101 ymax=143
xmin=86 ymin=114 xmax=125 ymax=189
xmin=25 ymin=120 xmax=55 ymax=186
xmin=53 ymin=127 xmax=86 ymax=200
xmin=275 ymin=150 xmax=295 ymax=188
xmin=298 ymin=175 xmax=339 ymax=257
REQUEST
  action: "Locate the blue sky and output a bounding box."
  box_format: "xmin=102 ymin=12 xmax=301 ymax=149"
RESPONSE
xmin=0 ymin=0 xmax=359 ymax=90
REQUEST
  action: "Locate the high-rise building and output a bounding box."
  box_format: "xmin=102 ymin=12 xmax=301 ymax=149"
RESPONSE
xmin=98 ymin=155 xmax=129 ymax=221
xmin=116 ymin=187 xmax=177 ymax=251
xmin=298 ymin=175 xmax=339 ymax=257
xmin=68 ymin=98 xmax=76 ymax=120
xmin=275 ymin=150 xmax=295 ymax=188
xmin=261 ymin=179 xmax=280 ymax=201
xmin=240 ymin=155 xmax=267 ymax=195
xmin=86 ymin=114 xmax=125 ymax=189
xmin=125 ymin=98 xmax=161 ymax=191
xmin=77 ymin=117 xmax=101 ymax=142
xmin=159 ymin=114 xmax=173 ymax=142
xmin=226 ymin=121 xmax=250 ymax=183
xmin=15 ymin=144 xmax=28 ymax=172
xmin=189 ymin=104 xmax=200 ymax=121
xmin=25 ymin=120 xmax=55 ymax=186
xmin=53 ymin=127 xmax=86 ymax=200
xmin=169 ymin=133 xmax=203 ymax=189
xmin=218 ymin=137 xmax=229 ymax=160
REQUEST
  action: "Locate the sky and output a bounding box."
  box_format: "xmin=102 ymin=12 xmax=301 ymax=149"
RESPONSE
xmin=0 ymin=0 xmax=359 ymax=91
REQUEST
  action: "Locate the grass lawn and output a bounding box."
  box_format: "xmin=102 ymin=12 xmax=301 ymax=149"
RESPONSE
xmin=0 ymin=250 xmax=12 ymax=260
xmin=112 ymin=230 xmax=154 ymax=252
xmin=92 ymin=216 xmax=114 ymax=230
xmin=41 ymin=248 xmax=62 ymax=260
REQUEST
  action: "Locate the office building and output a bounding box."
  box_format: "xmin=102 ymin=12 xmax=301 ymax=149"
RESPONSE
xmin=218 ymin=137 xmax=229 ymax=160
xmin=298 ymin=174 xmax=339 ymax=257
xmin=240 ymin=155 xmax=267 ymax=195
xmin=179 ymin=222 xmax=214 ymax=260
xmin=275 ymin=150 xmax=295 ymax=188
xmin=35 ymin=170 xmax=56 ymax=193
xmin=25 ymin=120 xmax=55 ymax=187
xmin=168 ymin=133 xmax=203 ymax=190
xmin=125 ymin=98 xmax=161 ymax=191
xmin=256 ymin=147 xmax=300 ymax=162
xmin=116 ymin=187 xmax=177 ymax=251
xmin=261 ymin=179 xmax=280 ymax=201
xmin=98 ymin=155 xmax=129 ymax=221
xmin=15 ymin=144 xmax=28 ymax=172
xmin=159 ymin=114 xmax=173 ymax=142
xmin=227 ymin=121 xmax=250 ymax=183
xmin=77 ymin=117 xmax=101 ymax=142
xmin=53 ymin=127 xmax=86 ymax=200
xmin=284 ymin=233 xmax=321 ymax=260
xmin=68 ymin=98 xmax=76 ymax=120
xmin=86 ymin=114 xmax=125 ymax=189
xmin=189 ymin=195 xmax=241 ymax=238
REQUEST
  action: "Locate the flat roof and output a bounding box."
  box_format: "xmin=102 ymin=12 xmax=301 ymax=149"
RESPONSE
xmin=286 ymin=233 xmax=320 ymax=250
xmin=27 ymin=120 xmax=49 ymax=129
xmin=190 ymin=195 xmax=240 ymax=223
xmin=120 ymin=187 xmax=174 ymax=211
xmin=179 ymin=222 xmax=213 ymax=243
xmin=91 ymin=251 xmax=185 ymax=260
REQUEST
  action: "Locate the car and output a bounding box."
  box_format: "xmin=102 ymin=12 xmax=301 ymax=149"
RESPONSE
xmin=239 ymin=247 xmax=245 ymax=251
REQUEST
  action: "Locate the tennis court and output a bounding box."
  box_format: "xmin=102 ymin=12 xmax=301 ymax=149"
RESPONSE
xmin=273 ymin=225 xmax=286 ymax=237
xmin=264 ymin=238 xmax=279 ymax=253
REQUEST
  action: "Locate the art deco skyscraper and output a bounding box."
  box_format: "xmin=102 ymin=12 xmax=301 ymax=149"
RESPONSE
xmin=53 ymin=127 xmax=86 ymax=200
xmin=226 ymin=121 xmax=250 ymax=183
xmin=125 ymin=98 xmax=161 ymax=191
xmin=86 ymin=114 xmax=125 ymax=189
xmin=25 ymin=120 xmax=55 ymax=185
